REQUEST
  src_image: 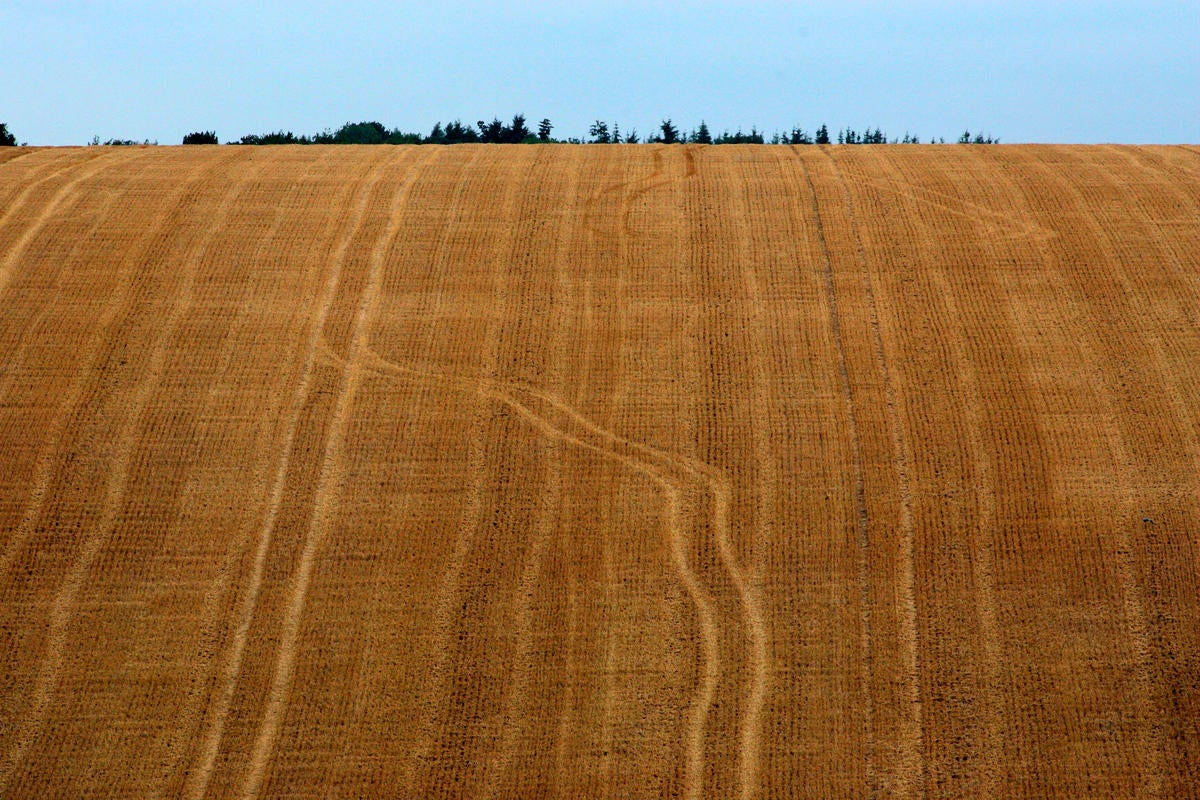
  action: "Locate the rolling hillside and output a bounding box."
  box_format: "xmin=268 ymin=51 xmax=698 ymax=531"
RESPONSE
xmin=1 ymin=143 xmax=1198 ymax=798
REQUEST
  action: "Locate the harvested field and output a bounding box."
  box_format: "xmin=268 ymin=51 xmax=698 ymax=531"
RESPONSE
xmin=1 ymin=143 xmax=1198 ymax=798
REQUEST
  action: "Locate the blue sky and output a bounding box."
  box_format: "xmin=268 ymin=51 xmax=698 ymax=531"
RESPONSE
xmin=2 ymin=1 xmax=1195 ymax=145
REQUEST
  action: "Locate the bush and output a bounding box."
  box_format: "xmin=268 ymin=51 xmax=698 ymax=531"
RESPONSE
xmin=183 ymin=131 xmax=218 ymax=145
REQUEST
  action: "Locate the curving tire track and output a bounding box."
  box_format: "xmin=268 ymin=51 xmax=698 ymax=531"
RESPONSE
xmin=238 ymin=149 xmax=436 ymax=800
xmin=179 ymin=148 xmax=401 ymax=800
xmin=0 ymin=149 xmax=261 ymax=795
xmin=356 ymin=344 xmax=756 ymax=800
xmin=0 ymin=149 xmax=133 ymax=299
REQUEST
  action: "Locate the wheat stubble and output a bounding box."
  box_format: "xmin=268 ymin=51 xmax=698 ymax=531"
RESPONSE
xmin=0 ymin=145 xmax=1197 ymax=798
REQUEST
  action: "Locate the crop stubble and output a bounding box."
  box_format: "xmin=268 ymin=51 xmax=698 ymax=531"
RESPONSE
xmin=0 ymin=144 xmax=1197 ymax=798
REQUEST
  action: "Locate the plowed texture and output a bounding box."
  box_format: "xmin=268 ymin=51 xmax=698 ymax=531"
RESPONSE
xmin=1 ymin=144 xmax=1199 ymax=798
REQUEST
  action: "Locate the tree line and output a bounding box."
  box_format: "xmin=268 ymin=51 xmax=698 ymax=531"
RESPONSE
xmin=0 ymin=120 xmax=999 ymax=148
xmin=198 ymin=117 xmax=999 ymax=146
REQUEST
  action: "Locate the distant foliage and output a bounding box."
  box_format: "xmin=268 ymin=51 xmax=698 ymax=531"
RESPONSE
xmin=477 ymin=118 xmax=505 ymax=143
xmin=334 ymin=121 xmax=388 ymax=144
xmin=778 ymin=127 xmax=814 ymax=145
xmin=224 ymin=115 xmax=998 ymax=147
xmin=90 ymin=136 xmax=157 ymax=146
xmin=237 ymin=131 xmax=310 ymax=145
xmin=475 ymin=115 xmax=533 ymax=144
xmin=0 ymin=123 xmax=16 ymax=147
xmin=588 ymin=120 xmax=611 ymax=144
xmin=425 ymin=120 xmax=481 ymax=144
xmin=715 ymin=127 xmax=764 ymax=144
xmin=182 ymin=131 xmax=218 ymax=145
xmin=958 ymin=130 xmax=1000 ymax=144
xmin=653 ymin=119 xmax=681 ymax=144
xmin=837 ymin=127 xmax=887 ymax=145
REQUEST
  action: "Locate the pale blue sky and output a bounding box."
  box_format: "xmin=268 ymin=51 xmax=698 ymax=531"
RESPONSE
xmin=2 ymin=1 xmax=1195 ymax=145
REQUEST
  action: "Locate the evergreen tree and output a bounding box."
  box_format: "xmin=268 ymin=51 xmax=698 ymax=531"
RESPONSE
xmin=588 ymin=120 xmax=611 ymax=143
xmin=478 ymin=118 xmax=505 ymax=143
xmin=694 ymin=120 xmax=712 ymax=145
xmin=658 ymin=119 xmax=680 ymax=144
xmin=445 ymin=120 xmax=478 ymax=143
xmin=507 ymin=114 xmax=531 ymax=143
xmin=788 ymin=127 xmax=813 ymax=145
xmin=624 ymin=129 xmax=640 ymax=144
xmin=0 ymin=123 xmax=18 ymax=146
xmin=537 ymin=118 xmax=553 ymax=142
xmin=815 ymin=124 xmax=830 ymax=145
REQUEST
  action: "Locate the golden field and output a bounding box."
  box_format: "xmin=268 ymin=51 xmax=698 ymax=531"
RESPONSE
xmin=0 ymin=143 xmax=1198 ymax=798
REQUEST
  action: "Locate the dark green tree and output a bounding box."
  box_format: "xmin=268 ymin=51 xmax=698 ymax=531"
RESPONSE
xmin=715 ymin=127 xmax=764 ymax=144
xmin=506 ymin=114 xmax=531 ymax=143
xmin=693 ymin=121 xmax=712 ymax=145
xmin=478 ymin=118 xmax=505 ymax=143
xmin=444 ymin=120 xmax=478 ymax=143
xmin=182 ymin=131 xmax=218 ymax=145
xmin=815 ymin=124 xmax=830 ymax=145
xmin=238 ymin=131 xmax=309 ymax=144
xmin=658 ymin=119 xmax=680 ymax=144
xmin=588 ymin=120 xmax=611 ymax=143
xmin=788 ymin=127 xmax=813 ymax=145
xmin=385 ymin=128 xmax=423 ymax=144
xmin=333 ymin=121 xmax=388 ymax=144
xmin=0 ymin=123 xmax=17 ymax=147
xmin=537 ymin=118 xmax=553 ymax=142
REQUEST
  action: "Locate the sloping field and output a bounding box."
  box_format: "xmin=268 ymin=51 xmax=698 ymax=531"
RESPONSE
xmin=1 ymin=143 xmax=1198 ymax=798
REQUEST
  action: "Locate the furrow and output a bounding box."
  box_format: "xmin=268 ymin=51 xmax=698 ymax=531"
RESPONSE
xmin=238 ymin=148 xmax=434 ymax=800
